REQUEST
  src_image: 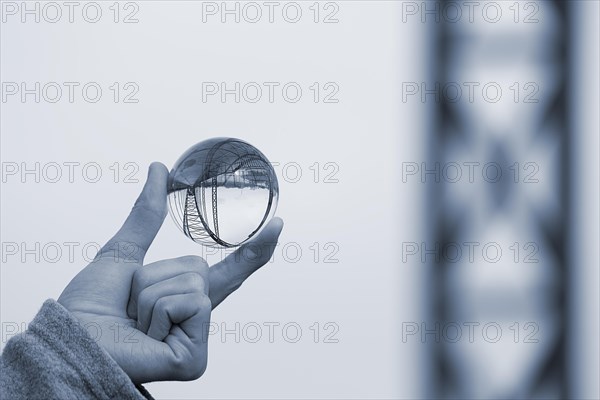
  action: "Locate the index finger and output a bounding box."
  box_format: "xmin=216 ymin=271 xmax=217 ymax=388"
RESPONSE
xmin=99 ymin=162 xmax=169 ymax=264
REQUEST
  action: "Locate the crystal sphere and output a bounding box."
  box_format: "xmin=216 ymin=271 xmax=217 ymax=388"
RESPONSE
xmin=167 ymin=138 xmax=279 ymax=248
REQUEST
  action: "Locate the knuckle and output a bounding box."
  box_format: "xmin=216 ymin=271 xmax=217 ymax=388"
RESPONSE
xmin=179 ymin=255 xmax=205 ymax=265
xmin=171 ymin=353 xmax=207 ymax=381
xmin=169 ymin=354 xmax=187 ymax=374
xmin=179 ymin=255 xmax=209 ymax=275
xmin=190 ymin=362 xmax=208 ymax=380
xmin=133 ymin=268 xmax=151 ymax=290
xmin=137 ymin=288 xmax=152 ymax=309
xmin=190 ymin=292 xmax=211 ymax=315
xmin=154 ymin=296 xmax=169 ymax=314
xmin=198 ymin=293 xmax=212 ymax=310
xmin=186 ymin=273 xmax=206 ymax=292
xmin=190 ymin=354 xmax=209 ymax=380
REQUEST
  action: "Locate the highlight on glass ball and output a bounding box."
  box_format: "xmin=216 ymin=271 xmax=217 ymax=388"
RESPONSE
xmin=167 ymin=138 xmax=279 ymax=248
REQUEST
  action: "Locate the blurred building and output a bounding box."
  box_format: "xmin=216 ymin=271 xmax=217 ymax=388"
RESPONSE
xmin=425 ymin=1 xmax=591 ymax=398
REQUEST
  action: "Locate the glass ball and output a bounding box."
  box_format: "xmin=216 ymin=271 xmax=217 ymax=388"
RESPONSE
xmin=167 ymin=138 xmax=279 ymax=248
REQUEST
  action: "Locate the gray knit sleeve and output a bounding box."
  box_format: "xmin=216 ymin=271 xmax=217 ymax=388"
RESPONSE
xmin=1 ymin=300 xmax=153 ymax=400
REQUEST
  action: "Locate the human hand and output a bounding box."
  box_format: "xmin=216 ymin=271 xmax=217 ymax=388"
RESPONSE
xmin=57 ymin=162 xmax=283 ymax=383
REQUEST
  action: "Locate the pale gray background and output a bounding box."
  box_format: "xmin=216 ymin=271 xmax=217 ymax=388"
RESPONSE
xmin=1 ymin=1 xmax=598 ymax=399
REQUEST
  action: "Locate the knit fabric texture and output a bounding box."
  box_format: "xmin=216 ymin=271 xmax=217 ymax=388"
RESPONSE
xmin=1 ymin=300 xmax=153 ymax=400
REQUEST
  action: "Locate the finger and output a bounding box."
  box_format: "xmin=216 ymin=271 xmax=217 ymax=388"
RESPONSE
xmin=100 ymin=162 xmax=169 ymax=264
xmin=136 ymin=272 xmax=207 ymax=333
xmin=147 ymin=292 xmax=211 ymax=342
xmin=209 ymin=217 xmax=283 ymax=308
xmin=127 ymin=255 xmax=209 ymax=319
xmin=164 ymin=303 xmax=211 ymax=381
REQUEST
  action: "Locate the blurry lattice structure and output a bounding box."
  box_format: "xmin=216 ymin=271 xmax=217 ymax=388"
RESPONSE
xmin=429 ymin=1 xmax=569 ymax=398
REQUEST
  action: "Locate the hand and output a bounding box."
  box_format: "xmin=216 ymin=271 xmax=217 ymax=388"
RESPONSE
xmin=58 ymin=162 xmax=284 ymax=383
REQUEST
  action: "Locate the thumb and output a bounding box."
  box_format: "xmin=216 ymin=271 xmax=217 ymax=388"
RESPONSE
xmin=100 ymin=162 xmax=169 ymax=264
xmin=209 ymin=217 xmax=284 ymax=308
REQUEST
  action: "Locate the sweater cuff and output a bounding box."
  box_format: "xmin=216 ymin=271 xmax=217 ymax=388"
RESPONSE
xmin=28 ymin=300 xmax=151 ymax=400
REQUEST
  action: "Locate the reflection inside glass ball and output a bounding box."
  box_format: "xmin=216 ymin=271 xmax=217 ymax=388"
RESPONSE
xmin=167 ymin=138 xmax=279 ymax=248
